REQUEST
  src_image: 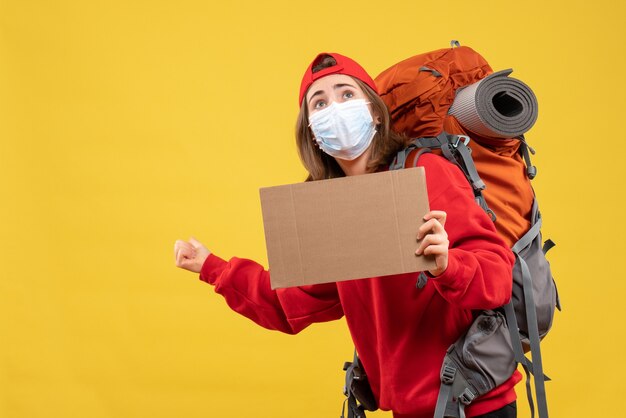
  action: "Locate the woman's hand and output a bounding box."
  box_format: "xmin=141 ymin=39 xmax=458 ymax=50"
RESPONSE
xmin=174 ymin=237 xmax=211 ymax=273
xmin=415 ymin=210 xmax=449 ymax=277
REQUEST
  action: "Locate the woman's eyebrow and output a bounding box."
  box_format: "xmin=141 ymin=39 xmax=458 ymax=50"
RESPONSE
xmin=333 ymin=83 xmax=356 ymax=89
xmin=308 ymin=90 xmax=325 ymax=104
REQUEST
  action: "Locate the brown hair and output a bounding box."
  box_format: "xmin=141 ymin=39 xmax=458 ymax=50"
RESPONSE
xmin=296 ymin=57 xmax=411 ymax=181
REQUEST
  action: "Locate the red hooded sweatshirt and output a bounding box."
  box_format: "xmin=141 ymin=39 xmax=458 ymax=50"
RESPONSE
xmin=199 ymin=153 xmax=520 ymax=417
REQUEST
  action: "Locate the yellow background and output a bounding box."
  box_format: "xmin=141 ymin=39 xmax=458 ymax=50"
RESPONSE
xmin=1 ymin=0 xmax=624 ymax=417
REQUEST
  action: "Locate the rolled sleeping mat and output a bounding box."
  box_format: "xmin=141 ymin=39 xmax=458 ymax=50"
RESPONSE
xmin=448 ymin=69 xmax=538 ymax=138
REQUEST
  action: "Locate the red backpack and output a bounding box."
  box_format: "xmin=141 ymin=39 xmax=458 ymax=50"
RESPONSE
xmin=376 ymin=43 xmax=538 ymax=247
xmin=342 ymin=43 xmax=559 ymax=418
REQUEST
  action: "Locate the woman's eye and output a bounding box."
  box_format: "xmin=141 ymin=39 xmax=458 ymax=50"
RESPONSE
xmin=343 ymin=91 xmax=354 ymax=99
xmin=314 ymin=100 xmax=326 ymax=109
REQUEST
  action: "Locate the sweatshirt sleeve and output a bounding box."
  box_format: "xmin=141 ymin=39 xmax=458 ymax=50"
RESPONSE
xmin=199 ymin=254 xmax=344 ymax=334
xmin=419 ymin=153 xmax=515 ymax=310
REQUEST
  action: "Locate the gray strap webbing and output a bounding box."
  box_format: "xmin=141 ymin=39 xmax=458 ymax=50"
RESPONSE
xmin=440 ymin=142 xmax=456 ymax=166
xmin=444 ymin=402 xmax=460 ymax=418
xmin=508 ymin=197 xmax=550 ymax=418
xmin=389 ymin=144 xmax=415 ymax=171
xmin=518 ymin=254 xmax=549 ymax=418
xmin=413 ymin=147 xmax=432 ymax=163
xmin=519 ymin=136 xmax=537 ymax=179
xmin=433 ymin=390 xmax=465 ymax=418
xmin=503 ymin=302 xmax=532 ymax=369
xmin=341 ymin=382 xmax=359 ymax=418
xmin=412 ymin=133 xmax=494 ymax=221
xmin=434 ymin=380 xmax=453 ymax=418
xmin=504 ymin=301 xmax=537 ymax=418
xmin=454 ymin=138 xmax=486 ymax=191
xmin=512 ymin=201 xmax=542 ymax=254
xmin=446 ymin=133 xmax=495 ymax=220
xmin=521 ymin=361 xmax=536 ymax=418
xmin=434 ymin=361 xmax=477 ymax=418
xmin=476 ymin=194 xmax=496 ymax=222
xmin=412 ymin=137 xmax=444 ymax=149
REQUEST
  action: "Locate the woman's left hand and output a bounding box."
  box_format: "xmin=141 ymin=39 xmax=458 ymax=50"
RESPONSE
xmin=415 ymin=210 xmax=449 ymax=277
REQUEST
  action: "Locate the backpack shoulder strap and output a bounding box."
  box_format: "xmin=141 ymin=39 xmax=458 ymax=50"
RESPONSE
xmin=509 ymin=198 xmax=550 ymax=418
xmin=409 ymin=132 xmax=496 ymax=221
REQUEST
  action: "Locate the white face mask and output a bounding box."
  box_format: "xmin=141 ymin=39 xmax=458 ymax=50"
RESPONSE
xmin=308 ymin=99 xmax=377 ymax=161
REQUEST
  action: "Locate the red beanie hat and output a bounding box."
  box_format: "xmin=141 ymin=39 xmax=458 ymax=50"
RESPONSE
xmin=298 ymin=52 xmax=378 ymax=106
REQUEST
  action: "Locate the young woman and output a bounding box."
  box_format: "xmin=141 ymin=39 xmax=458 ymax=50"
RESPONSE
xmin=174 ymin=53 xmax=520 ymax=418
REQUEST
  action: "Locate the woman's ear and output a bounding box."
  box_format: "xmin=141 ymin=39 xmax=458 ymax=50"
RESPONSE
xmin=371 ymin=106 xmax=382 ymax=124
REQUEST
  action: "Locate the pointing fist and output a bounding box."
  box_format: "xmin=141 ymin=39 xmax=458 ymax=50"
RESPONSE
xmin=174 ymin=237 xmax=211 ymax=273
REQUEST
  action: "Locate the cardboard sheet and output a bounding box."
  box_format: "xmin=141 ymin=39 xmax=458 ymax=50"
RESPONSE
xmin=259 ymin=168 xmax=436 ymax=289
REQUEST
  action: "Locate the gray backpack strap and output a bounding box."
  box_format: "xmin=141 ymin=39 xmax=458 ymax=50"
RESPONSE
xmin=434 ymin=132 xmax=496 ymax=221
xmin=433 ymin=362 xmax=470 ymax=418
xmin=404 ymin=132 xmax=497 ymax=222
xmin=391 ymin=135 xmax=446 ymax=172
xmin=412 ymin=136 xmax=445 ymax=149
xmin=447 ymin=134 xmax=497 ymax=221
xmin=518 ymin=135 xmax=537 ymax=179
xmin=449 ymin=135 xmax=485 ymax=191
xmin=503 ymin=301 xmax=537 ymax=416
xmin=509 ymin=198 xmax=554 ymax=418
xmin=389 ymin=141 xmax=419 ymax=170
xmin=515 ymin=247 xmax=549 ymax=418
xmin=512 ymin=200 xmax=542 ymax=254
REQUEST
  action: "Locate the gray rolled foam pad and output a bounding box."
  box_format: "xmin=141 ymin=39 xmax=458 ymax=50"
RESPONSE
xmin=448 ymin=69 xmax=538 ymax=138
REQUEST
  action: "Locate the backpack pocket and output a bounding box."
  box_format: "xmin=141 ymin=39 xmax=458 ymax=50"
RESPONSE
xmin=511 ymin=214 xmax=557 ymax=351
xmin=442 ymin=310 xmax=516 ymax=401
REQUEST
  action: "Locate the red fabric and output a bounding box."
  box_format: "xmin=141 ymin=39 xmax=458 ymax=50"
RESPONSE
xmin=199 ymin=153 xmax=520 ymax=417
xmin=299 ymin=52 xmax=378 ymax=106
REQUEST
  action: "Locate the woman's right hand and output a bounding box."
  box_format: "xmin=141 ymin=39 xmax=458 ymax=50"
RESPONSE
xmin=174 ymin=237 xmax=211 ymax=273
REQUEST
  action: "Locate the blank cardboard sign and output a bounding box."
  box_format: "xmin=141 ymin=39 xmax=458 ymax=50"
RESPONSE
xmin=259 ymin=168 xmax=436 ymax=289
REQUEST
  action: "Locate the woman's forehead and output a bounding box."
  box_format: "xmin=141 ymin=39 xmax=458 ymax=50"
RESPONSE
xmin=306 ymin=74 xmax=359 ymax=98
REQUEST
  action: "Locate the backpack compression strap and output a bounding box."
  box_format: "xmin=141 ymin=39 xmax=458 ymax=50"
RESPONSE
xmin=505 ymin=199 xmax=550 ymax=418
xmin=410 ymin=133 xmax=496 ymax=221
xmin=519 ymin=135 xmax=537 ymax=179
xmin=433 ymin=361 xmax=474 ymax=418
